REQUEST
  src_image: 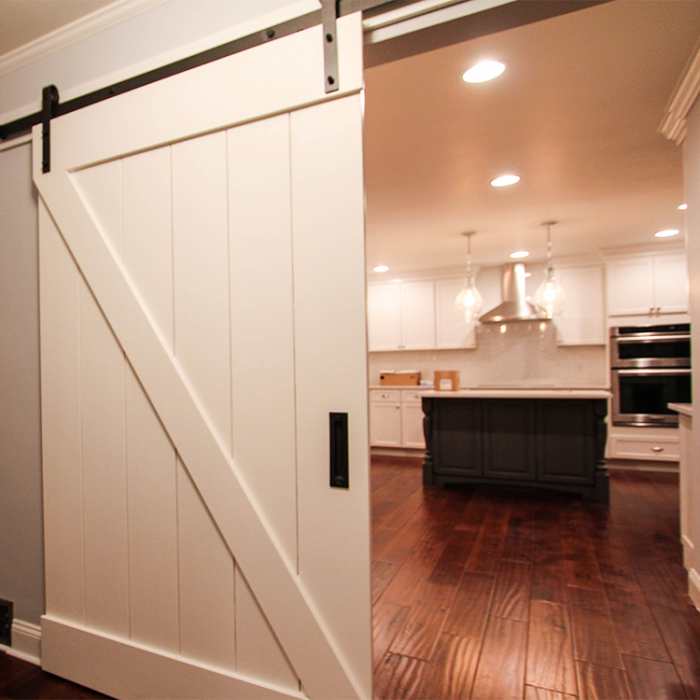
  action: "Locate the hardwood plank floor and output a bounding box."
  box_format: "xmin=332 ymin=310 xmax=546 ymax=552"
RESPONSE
xmin=3 ymin=456 xmax=699 ymax=699
xmin=373 ymin=457 xmax=700 ymax=700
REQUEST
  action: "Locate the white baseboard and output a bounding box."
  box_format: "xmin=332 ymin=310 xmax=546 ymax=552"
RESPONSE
xmin=0 ymin=619 xmax=41 ymax=665
xmin=689 ymin=568 xmax=700 ymax=612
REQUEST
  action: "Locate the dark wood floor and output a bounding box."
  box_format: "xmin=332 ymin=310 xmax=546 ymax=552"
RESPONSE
xmin=3 ymin=456 xmax=699 ymax=699
xmin=372 ymin=455 xmax=700 ymax=700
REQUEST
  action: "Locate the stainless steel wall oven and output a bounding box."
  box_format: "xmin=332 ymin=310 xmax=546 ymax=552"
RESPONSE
xmin=610 ymin=324 xmax=691 ymax=426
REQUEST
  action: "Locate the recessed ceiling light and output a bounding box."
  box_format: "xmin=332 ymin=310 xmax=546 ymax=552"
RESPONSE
xmin=654 ymin=229 xmax=680 ymax=238
xmin=462 ymin=60 xmax=505 ymax=84
xmin=373 ymin=265 xmax=389 ymax=272
xmin=491 ymin=174 xmax=520 ymax=187
xmin=678 ymin=203 xmax=688 ymax=210
xmin=510 ymin=251 xmax=529 ymax=259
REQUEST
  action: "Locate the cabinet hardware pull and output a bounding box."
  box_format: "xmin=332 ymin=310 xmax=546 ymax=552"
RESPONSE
xmin=382 ymin=393 xmax=389 ymax=398
xmin=651 ymin=446 xmax=664 ymax=452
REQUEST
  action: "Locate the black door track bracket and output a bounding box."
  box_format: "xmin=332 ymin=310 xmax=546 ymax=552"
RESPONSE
xmin=321 ymin=0 xmax=340 ymax=93
xmin=41 ymin=85 xmax=59 ymax=174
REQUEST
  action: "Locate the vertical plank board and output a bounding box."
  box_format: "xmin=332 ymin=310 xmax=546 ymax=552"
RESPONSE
xmin=234 ymin=568 xmax=298 ymax=692
xmin=177 ymin=460 xmax=236 ymax=670
xmin=80 ymin=279 xmax=129 ymax=636
xmin=226 ymin=115 xmax=297 ymax=569
xmin=72 ymin=161 xmax=123 ymax=255
xmin=121 ymin=143 xmax=179 ymax=652
xmin=290 ymin=94 xmax=372 ymax=700
xmin=126 ymin=366 xmax=179 ymax=652
xmin=172 ymin=132 xmax=232 ymax=454
xmin=122 ymin=146 xmax=174 ymax=352
xmin=226 ymin=115 xmax=302 ymax=689
xmin=38 ymin=202 xmax=85 ymax=623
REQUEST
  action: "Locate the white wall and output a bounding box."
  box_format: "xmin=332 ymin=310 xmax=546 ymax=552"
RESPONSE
xmin=0 ymin=142 xmax=43 ymax=625
xmin=0 ymin=0 xmax=313 ymax=636
xmin=682 ymin=93 xmax=700 ymax=603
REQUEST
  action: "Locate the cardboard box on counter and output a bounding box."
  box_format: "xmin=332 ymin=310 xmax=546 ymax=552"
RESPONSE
xmin=434 ymin=370 xmax=460 ymax=391
xmin=379 ymin=370 xmax=421 ymax=386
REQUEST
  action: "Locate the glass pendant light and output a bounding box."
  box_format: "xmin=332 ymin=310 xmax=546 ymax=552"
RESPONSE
xmin=534 ymin=221 xmax=565 ymax=318
xmin=455 ymin=231 xmax=483 ymax=323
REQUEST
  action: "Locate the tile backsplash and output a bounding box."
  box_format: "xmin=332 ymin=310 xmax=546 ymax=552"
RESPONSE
xmin=368 ymin=320 xmax=608 ymax=388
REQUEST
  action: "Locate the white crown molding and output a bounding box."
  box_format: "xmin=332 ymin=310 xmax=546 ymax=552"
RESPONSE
xmin=0 ymin=0 xmax=170 ymax=78
xmin=659 ymin=34 xmax=700 ymax=145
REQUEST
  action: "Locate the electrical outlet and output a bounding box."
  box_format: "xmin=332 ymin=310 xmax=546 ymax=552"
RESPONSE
xmin=0 ymin=599 xmax=13 ymax=646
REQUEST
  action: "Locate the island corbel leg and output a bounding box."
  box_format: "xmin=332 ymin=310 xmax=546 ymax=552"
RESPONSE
xmin=594 ymin=398 xmax=610 ymax=502
xmin=422 ymin=397 xmax=435 ymax=486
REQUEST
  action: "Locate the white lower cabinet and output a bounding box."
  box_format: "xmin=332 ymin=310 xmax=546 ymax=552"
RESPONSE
xmin=369 ymin=389 xmax=425 ymax=449
xmin=369 ymin=390 xmax=402 ymax=447
xmin=607 ymin=426 xmax=680 ymax=461
xmin=401 ymin=391 xmax=427 ymax=448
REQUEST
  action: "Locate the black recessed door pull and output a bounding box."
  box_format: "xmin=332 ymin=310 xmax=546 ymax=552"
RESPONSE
xmin=329 ymin=412 xmax=349 ymax=489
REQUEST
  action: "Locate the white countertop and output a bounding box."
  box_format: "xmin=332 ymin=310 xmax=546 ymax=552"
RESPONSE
xmin=669 ymin=402 xmax=693 ymax=417
xmin=418 ymin=388 xmax=612 ymax=399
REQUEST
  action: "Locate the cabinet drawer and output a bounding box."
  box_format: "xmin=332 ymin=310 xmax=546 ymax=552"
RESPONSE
xmin=370 ymin=389 xmax=402 ymax=402
xmin=610 ymin=435 xmax=680 ymax=461
xmin=401 ymin=391 xmax=425 ymax=404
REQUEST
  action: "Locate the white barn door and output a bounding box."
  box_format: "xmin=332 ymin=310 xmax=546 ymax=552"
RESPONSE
xmin=34 ymin=12 xmax=371 ymax=700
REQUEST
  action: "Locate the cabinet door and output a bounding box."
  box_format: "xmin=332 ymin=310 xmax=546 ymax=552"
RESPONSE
xmin=536 ymin=400 xmax=594 ymax=483
xmin=369 ymin=390 xmax=402 ymax=447
xmin=482 ymin=400 xmax=537 ymax=480
xmin=401 ymin=280 xmax=436 ymax=350
xmin=606 ymin=257 xmax=655 ymax=316
xmin=367 ymin=283 xmax=402 ymax=351
xmin=401 ymin=393 xmax=426 ymax=448
xmin=433 ymin=400 xmax=482 ymax=476
xmin=654 ymin=253 xmax=688 ymax=313
xmin=555 ymin=265 xmax=605 ymax=345
xmin=435 ymin=278 xmax=477 ymax=349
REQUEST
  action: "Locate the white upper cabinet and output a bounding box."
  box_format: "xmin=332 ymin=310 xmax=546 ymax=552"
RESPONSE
xmin=654 ymin=253 xmax=689 ymax=313
xmin=367 ymin=280 xmax=435 ymax=351
xmin=435 ymin=278 xmax=477 ymax=349
xmin=367 ymin=283 xmax=402 ymax=351
xmin=554 ymin=265 xmax=606 ymax=345
xmin=606 ymin=252 xmax=688 ymax=316
xmin=401 ymin=281 xmax=436 ymax=349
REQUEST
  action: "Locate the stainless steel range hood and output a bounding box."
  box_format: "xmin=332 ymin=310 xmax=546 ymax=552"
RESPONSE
xmin=479 ymin=263 xmax=547 ymax=323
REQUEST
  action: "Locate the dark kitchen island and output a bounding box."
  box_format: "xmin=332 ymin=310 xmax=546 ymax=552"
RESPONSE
xmin=421 ymin=389 xmax=611 ymax=501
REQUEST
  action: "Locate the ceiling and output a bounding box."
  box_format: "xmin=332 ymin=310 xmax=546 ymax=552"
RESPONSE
xmin=363 ymin=0 xmax=700 ymax=275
